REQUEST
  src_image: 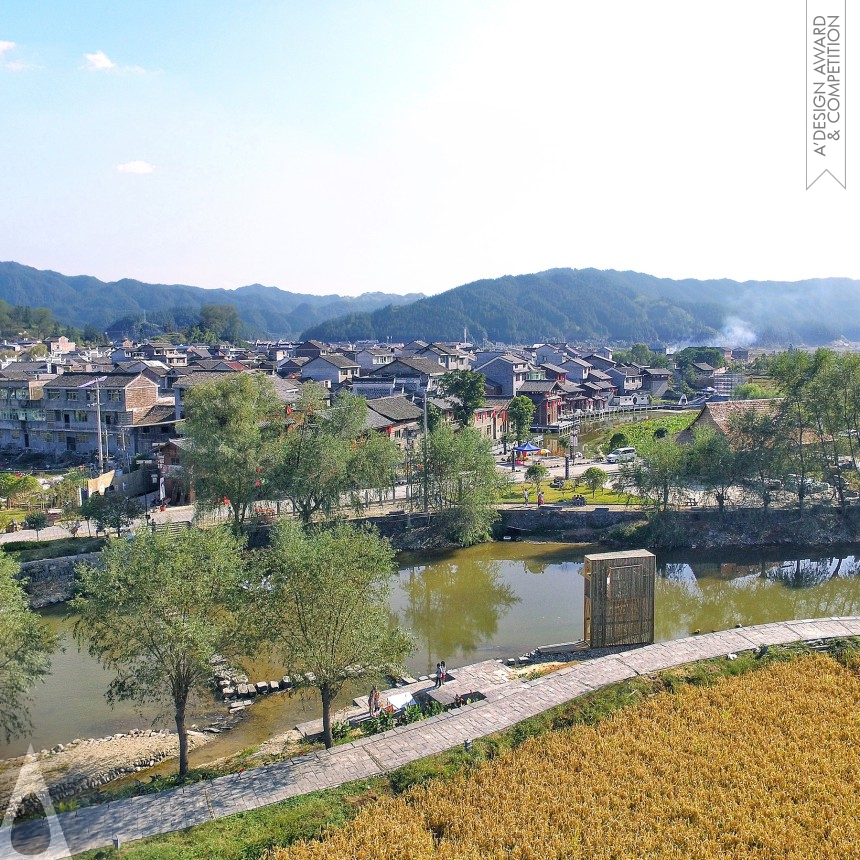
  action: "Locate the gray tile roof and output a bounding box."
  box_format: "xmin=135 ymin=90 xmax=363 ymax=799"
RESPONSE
xmin=366 ymin=395 xmax=422 ymax=422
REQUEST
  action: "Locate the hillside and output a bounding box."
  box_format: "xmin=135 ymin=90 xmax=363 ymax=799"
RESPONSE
xmin=301 ymin=268 xmax=860 ymax=346
xmin=0 ymin=262 xmax=422 ymax=339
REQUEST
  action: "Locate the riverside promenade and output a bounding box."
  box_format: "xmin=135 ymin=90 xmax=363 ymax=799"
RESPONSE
xmin=5 ymin=617 xmax=860 ymax=857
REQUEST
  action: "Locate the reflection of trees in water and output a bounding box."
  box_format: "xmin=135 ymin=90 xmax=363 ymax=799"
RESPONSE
xmin=655 ymin=554 xmax=860 ymax=641
xmin=765 ymin=556 xmax=860 ymax=588
xmin=400 ymin=560 xmax=519 ymax=673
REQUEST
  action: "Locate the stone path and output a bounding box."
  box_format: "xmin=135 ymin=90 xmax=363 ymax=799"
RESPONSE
xmin=5 ymin=617 xmax=860 ymax=857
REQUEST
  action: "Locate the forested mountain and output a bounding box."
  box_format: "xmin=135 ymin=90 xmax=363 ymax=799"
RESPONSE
xmin=301 ymin=268 xmax=860 ymax=347
xmin=0 ymin=262 xmax=422 ymax=339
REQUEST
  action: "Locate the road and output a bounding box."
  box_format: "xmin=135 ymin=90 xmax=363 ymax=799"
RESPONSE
xmin=0 ymin=458 xmax=623 ymax=544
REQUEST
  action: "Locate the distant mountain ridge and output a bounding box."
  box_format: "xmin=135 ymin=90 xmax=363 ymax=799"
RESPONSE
xmin=300 ymin=268 xmax=860 ymax=347
xmin=0 ymin=262 xmax=423 ymax=338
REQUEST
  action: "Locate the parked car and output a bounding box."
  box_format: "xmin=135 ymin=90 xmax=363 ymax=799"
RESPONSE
xmin=606 ymin=447 xmax=636 ymax=464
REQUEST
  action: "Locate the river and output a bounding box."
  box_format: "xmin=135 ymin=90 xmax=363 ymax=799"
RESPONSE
xmin=4 ymin=542 xmax=860 ymax=761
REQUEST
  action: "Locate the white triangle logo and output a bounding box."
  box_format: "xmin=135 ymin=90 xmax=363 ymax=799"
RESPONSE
xmin=0 ymin=746 xmax=71 ymax=860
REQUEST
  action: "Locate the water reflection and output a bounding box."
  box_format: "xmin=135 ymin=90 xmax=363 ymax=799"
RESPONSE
xmin=399 ymin=559 xmax=519 ymax=674
xmin=12 ymin=543 xmax=860 ymax=762
xmin=655 ymin=552 xmax=860 ymax=641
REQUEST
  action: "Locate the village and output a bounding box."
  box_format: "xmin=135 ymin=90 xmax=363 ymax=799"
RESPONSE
xmin=0 ymin=333 xmax=761 ymax=501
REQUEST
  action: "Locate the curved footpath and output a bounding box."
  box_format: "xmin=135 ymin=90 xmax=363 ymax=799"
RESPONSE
xmin=7 ymin=617 xmax=860 ymax=856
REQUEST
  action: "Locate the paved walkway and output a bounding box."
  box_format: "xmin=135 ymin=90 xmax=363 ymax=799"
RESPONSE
xmin=5 ymin=617 xmax=860 ymax=856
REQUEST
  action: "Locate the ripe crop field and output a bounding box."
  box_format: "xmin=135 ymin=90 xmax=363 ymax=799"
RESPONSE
xmin=274 ymin=653 xmax=860 ymax=859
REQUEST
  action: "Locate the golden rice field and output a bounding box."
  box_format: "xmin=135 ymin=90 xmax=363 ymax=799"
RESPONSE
xmin=272 ymin=654 xmax=860 ymax=860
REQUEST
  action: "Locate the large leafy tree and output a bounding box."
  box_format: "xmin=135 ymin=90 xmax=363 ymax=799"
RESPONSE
xmin=274 ymin=386 xmax=401 ymax=527
xmin=262 ymin=520 xmax=413 ymax=749
xmin=685 ymin=428 xmax=742 ymax=514
xmin=507 ymin=395 xmax=535 ymax=443
xmin=182 ymin=373 xmax=286 ymax=532
xmin=73 ymin=526 xmax=252 ymax=777
xmin=438 ymin=370 xmax=486 ymax=427
xmin=624 ymin=439 xmax=687 ymax=512
xmin=425 ymin=424 xmax=508 ymax=546
xmin=0 ymin=555 xmax=56 ymax=742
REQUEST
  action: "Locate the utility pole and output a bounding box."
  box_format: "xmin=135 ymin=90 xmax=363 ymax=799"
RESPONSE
xmin=422 ymin=393 xmax=429 ymax=520
xmin=94 ymin=377 xmax=105 ymax=474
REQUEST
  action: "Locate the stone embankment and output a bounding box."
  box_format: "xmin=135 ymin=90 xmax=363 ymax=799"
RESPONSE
xmin=0 ymin=725 xmax=224 ymax=812
xmin=17 ymin=552 xmax=101 ymax=608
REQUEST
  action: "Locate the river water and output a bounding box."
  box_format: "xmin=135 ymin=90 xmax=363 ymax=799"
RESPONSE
xmin=5 ymin=542 xmax=860 ymax=761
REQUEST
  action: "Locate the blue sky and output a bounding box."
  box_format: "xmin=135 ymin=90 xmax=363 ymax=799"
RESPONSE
xmin=1 ymin=1 xmax=857 ymax=295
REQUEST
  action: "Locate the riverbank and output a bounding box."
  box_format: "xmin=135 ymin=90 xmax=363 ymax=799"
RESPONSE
xmin=495 ymin=503 xmax=860 ymax=552
xmin=0 ymin=727 xmax=218 ymax=812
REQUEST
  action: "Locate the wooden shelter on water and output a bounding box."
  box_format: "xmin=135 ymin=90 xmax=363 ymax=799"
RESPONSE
xmin=584 ymin=550 xmax=656 ymax=648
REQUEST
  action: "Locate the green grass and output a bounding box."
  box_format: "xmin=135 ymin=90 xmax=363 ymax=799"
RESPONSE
xmin=585 ymin=412 xmax=698 ymax=458
xmin=0 ymin=507 xmax=28 ymax=529
xmin=499 ymin=484 xmax=639 ymax=505
xmin=2 ymin=536 xmax=105 ymax=561
xmin=68 ymin=640 xmax=846 ymax=859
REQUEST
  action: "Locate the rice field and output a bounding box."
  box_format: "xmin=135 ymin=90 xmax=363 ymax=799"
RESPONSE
xmin=272 ymin=653 xmax=860 ymax=859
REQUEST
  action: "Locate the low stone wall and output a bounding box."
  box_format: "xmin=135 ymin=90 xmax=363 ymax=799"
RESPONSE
xmin=17 ymin=552 xmax=100 ymax=608
xmin=498 ymin=506 xmax=642 ymax=541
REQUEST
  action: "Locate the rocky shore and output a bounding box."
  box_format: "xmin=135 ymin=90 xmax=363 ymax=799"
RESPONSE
xmin=0 ymin=726 xmax=227 ymax=811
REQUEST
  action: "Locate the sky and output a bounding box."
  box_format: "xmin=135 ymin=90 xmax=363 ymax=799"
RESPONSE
xmin=1 ymin=1 xmax=857 ymax=296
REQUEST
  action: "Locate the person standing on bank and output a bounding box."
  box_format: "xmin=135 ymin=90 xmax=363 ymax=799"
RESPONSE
xmin=435 ymin=662 xmax=442 ymax=688
xmin=440 ymin=660 xmax=447 ymax=684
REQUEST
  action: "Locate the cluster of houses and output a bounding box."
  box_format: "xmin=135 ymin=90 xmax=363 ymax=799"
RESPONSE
xmin=0 ymin=334 xmax=755 ymax=471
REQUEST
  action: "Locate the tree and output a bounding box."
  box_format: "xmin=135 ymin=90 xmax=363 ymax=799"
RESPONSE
xmin=24 ymin=511 xmax=48 ymax=539
xmin=262 ymin=520 xmax=413 ymax=749
xmin=0 ymin=473 xmax=42 ymax=508
xmin=0 ymin=554 xmax=56 ymax=742
xmin=275 ymin=386 xmax=401 ymax=527
xmin=625 ymin=440 xmax=687 ymax=511
xmin=582 ymin=466 xmax=607 ymax=498
xmin=728 ymin=408 xmax=785 ymax=513
xmin=438 ymin=370 xmax=486 ymax=427
xmin=199 ymin=303 xmax=243 ymax=344
xmin=81 ymin=492 xmax=141 ymax=537
xmin=608 ymin=432 xmax=629 ymax=450
xmin=508 ymin=395 xmax=535 ymax=443
xmin=73 ymin=526 xmax=251 ymax=777
xmin=525 ymin=463 xmax=549 ymax=494
xmin=424 ymin=424 xmax=508 ymax=546
xmin=685 ymin=428 xmax=742 ymax=514
xmin=183 ymin=373 xmax=286 ymax=532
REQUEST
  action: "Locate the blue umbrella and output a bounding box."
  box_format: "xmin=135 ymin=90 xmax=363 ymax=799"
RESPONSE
xmin=514 ymin=442 xmax=540 ymax=453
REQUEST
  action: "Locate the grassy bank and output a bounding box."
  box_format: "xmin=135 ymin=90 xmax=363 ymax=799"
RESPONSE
xmin=72 ymin=640 xmax=856 ymax=859
xmin=498 ymin=484 xmax=635 ymax=505
xmin=584 ymin=411 xmax=697 ymax=458
xmin=3 ymin=536 xmax=105 ymax=561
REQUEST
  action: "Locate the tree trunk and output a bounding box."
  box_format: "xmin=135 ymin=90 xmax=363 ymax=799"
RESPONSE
xmin=321 ymin=683 xmax=333 ymax=749
xmin=175 ymin=693 xmax=189 ymax=777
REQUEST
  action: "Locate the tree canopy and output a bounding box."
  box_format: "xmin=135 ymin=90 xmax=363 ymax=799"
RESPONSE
xmin=73 ymin=526 xmax=252 ymax=776
xmin=508 ymin=395 xmax=535 ymax=443
xmin=261 ymin=520 xmax=413 ymax=749
xmin=182 ymin=373 xmax=286 ymax=531
xmin=0 ymin=554 xmax=56 ymax=742
xmin=425 ymin=424 xmax=508 ymax=546
xmin=438 ymin=370 xmax=486 ymax=427
xmin=274 ymin=386 xmax=401 ymax=526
